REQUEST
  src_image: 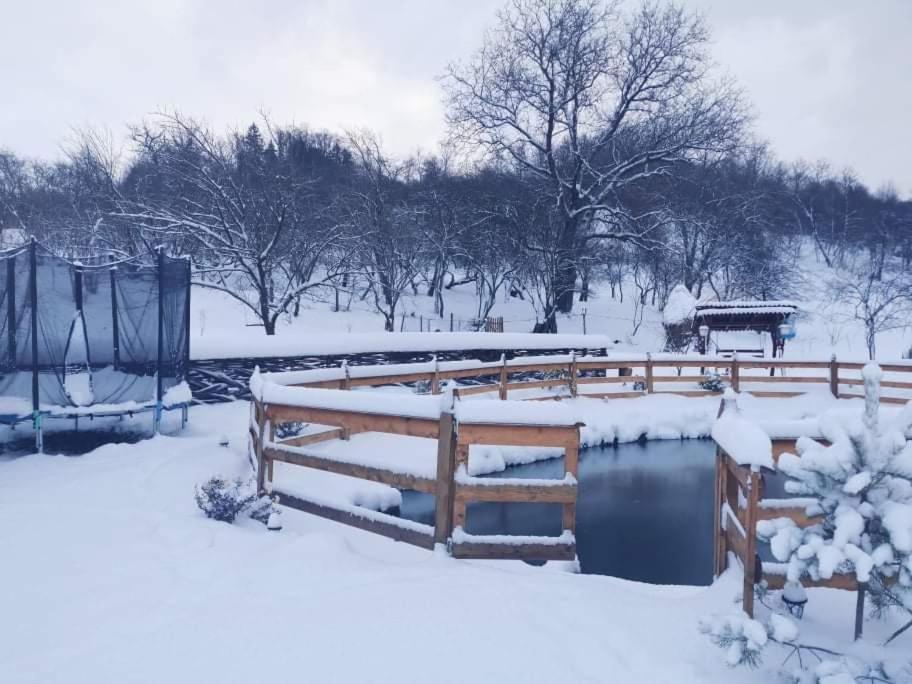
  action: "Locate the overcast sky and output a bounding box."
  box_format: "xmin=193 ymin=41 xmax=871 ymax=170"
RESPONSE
xmin=2 ymin=0 xmax=910 ymax=195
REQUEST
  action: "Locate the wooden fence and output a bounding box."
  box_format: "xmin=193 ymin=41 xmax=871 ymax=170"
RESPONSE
xmin=713 ymin=421 xmax=857 ymax=618
xmin=248 ymin=354 xmax=910 ymax=566
xmin=250 ymin=372 xmax=582 ymax=561
xmin=277 ymin=354 xmax=912 ymax=404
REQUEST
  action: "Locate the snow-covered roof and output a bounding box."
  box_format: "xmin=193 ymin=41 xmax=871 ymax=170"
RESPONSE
xmin=695 ymin=301 xmax=798 ymax=318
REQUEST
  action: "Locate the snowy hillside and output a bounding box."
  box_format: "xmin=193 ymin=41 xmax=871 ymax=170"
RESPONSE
xmin=191 ymin=241 xmax=910 ymax=362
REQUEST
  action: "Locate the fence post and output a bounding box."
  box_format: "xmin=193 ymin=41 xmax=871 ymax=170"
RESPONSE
xmin=568 ymin=351 xmax=578 ymax=397
xmin=829 ymin=354 xmax=839 ymax=398
xmin=434 ymin=411 xmax=457 ymax=546
xmin=742 ymin=469 xmax=760 ymax=617
xmin=431 ymin=355 xmax=440 ymax=395
xmin=645 ymin=353 xmax=654 ymax=394
xmin=341 ymin=360 xmax=351 ymax=390
xmin=154 ymin=246 xmax=164 ymax=434
xmin=731 ymin=353 xmax=740 ymax=393
xmin=713 ymin=448 xmax=727 ymax=577
xmin=499 ymin=353 xmax=507 ymax=400
xmin=449 ymin=312 xmax=454 ymax=332
xmin=255 ymin=399 xmax=267 ymax=493
xmin=29 ymin=239 xmax=41 ymax=452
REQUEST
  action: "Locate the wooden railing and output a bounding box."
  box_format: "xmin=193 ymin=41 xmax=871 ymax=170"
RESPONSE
xmin=275 ymin=354 xmax=912 ymax=404
xmin=713 ymin=427 xmax=855 ymax=619
xmin=249 ymin=371 xmax=582 ymax=561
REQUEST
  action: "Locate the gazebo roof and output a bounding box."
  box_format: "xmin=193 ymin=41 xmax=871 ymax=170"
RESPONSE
xmin=693 ymin=300 xmax=798 ymax=332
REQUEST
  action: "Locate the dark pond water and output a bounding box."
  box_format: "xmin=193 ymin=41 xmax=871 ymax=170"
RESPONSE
xmin=399 ymin=439 xmax=718 ymax=586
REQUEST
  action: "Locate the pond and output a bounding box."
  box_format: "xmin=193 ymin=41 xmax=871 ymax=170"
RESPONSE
xmin=399 ymin=438 xmax=718 ymax=586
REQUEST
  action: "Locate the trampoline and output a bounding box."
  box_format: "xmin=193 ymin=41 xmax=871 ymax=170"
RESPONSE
xmin=0 ymin=240 xmax=191 ymax=450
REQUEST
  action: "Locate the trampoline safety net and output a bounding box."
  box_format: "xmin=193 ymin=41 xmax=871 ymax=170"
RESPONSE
xmin=0 ymin=241 xmax=191 ymax=417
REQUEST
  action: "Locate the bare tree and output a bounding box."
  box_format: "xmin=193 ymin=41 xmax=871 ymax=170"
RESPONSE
xmin=830 ymin=260 xmax=912 ymax=359
xmin=347 ymin=131 xmax=426 ymax=331
xmin=445 ymin=0 xmax=744 ymax=316
xmin=121 ymin=114 xmax=351 ymax=335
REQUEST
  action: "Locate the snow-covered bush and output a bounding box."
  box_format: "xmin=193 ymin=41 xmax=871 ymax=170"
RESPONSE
xmin=758 ymin=364 xmax=912 ymax=595
xmin=700 ymin=371 xmax=725 ymax=392
xmin=702 ymin=610 xmax=904 ymax=681
xmin=195 ymin=476 xmax=260 ymax=523
xmin=662 ymin=284 xmax=697 ymax=352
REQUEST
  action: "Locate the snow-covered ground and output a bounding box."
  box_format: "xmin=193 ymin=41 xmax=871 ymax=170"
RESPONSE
xmin=2 ymin=399 xmax=908 ymax=684
xmin=190 ymin=242 xmax=911 ymax=362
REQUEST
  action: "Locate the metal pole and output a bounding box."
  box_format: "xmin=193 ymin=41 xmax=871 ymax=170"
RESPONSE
xmin=29 ymin=239 xmax=41 ymax=452
xmin=110 ymin=266 xmax=120 ymax=369
xmin=154 ymin=247 xmax=164 ymax=433
xmin=7 ymin=254 xmax=16 ymax=367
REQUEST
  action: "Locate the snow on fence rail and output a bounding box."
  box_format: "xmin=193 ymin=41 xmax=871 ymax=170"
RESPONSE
xmin=256 ymin=353 xmax=912 ymax=404
xmin=249 ymin=369 xmax=583 ymax=562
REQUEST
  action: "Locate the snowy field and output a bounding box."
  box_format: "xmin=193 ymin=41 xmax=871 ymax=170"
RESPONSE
xmin=2 ymin=395 xmax=910 ymax=683
xmin=190 ymin=244 xmax=911 ymax=363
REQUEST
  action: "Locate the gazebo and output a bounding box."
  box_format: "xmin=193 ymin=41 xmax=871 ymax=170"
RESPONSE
xmin=692 ymin=301 xmax=798 ymax=358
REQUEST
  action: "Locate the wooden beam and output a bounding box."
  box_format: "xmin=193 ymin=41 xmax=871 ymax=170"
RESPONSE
xmin=762 ymin=572 xmax=858 ymax=591
xmin=451 ymin=540 xmax=576 ymax=561
xmin=279 ymin=427 xmax=345 ymax=448
xmin=264 ymin=445 xmax=436 ymax=494
xmin=434 ymin=412 xmax=457 ymax=544
xmin=757 ymin=504 xmax=823 ymax=527
xmin=264 ymin=404 xmax=440 ymax=439
xmin=456 ymin=422 xmax=580 ymax=449
xmin=454 ymin=482 xmax=577 ymax=504
xmin=274 ymin=490 xmax=435 ymax=550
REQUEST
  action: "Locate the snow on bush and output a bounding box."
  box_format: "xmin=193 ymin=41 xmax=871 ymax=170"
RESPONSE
xmin=194 ymin=476 xmax=273 ymax=523
xmin=699 ymin=371 xmax=725 ymax=392
xmin=663 ymin=284 xmax=697 ymax=326
xmin=757 ymin=364 xmax=912 ymax=593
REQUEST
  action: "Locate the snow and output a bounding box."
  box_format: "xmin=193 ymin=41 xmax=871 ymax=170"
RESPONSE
xmin=454 ymin=397 xmax=581 ymax=427
xmin=451 ymin=527 xmax=575 ymax=546
xmin=193 ymin=330 xmax=616 ymax=361
xmin=2 ymin=399 xmax=910 ymax=683
xmin=663 ymin=284 xmax=697 ymax=325
xmin=711 ymin=391 xmax=774 ymax=469
xmin=162 ymin=381 xmax=192 ymax=407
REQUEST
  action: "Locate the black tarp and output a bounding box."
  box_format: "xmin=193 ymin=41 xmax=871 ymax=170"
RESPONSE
xmin=0 ymin=242 xmax=190 ymax=415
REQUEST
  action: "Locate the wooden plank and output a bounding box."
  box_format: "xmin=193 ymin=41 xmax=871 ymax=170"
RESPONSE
xmin=457 ymin=422 xmax=580 ymax=449
xmin=264 ymin=445 xmax=437 ymax=494
xmin=738 ymin=360 xmax=832 ymax=369
xmin=503 ymin=379 xmax=569 ymax=392
xmin=652 ymin=390 xmax=720 ymax=397
xmin=744 ymin=391 xmax=805 ymax=398
xmin=838 ymin=377 xmax=912 ymax=389
xmin=762 ymin=572 xmax=858 ymax=591
xmin=453 ymin=384 xmax=499 ymax=397
xmin=725 ymin=455 xmax=750 ymax=492
xmin=757 ymin=503 xmax=823 ymax=527
xmin=264 ymin=404 xmax=440 ymax=439
xmin=434 ymin=412 xmax=457 ymax=544
xmin=577 ymin=375 xmax=646 ymax=385
xmin=290 ymin=379 xmax=345 ymax=389
xmin=347 ymin=372 xmax=433 ymax=387
xmin=714 ymin=449 xmax=726 ymax=576
xmin=454 ymin=482 xmax=577 ymax=504
xmin=451 ymin=540 xmax=576 ymax=561
xmin=437 ymin=367 xmax=501 ymax=381
xmin=273 ymin=490 xmax=435 ymax=550
xmin=743 ymin=471 xmax=761 ymax=617
xmin=724 ymin=522 xmax=747 ymax=562
xmin=839 ymin=393 xmax=909 ymax=405
xmin=279 ymin=427 xmax=344 ymax=447
xmin=584 ymin=391 xmax=646 ymax=399
xmin=737 ymin=376 xmax=828 ymax=384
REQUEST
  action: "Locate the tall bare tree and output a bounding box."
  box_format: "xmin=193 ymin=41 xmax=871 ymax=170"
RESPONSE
xmin=445 ymin=0 xmax=745 ymax=320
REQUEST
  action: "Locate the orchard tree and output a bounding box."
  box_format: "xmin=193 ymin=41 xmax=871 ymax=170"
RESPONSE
xmin=444 ymin=0 xmax=745 ymax=317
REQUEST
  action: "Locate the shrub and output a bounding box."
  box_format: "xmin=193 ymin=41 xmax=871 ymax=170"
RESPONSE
xmin=699 ymin=372 xmax=725 ymax=392
xmin=194 ymin=477 xmax=258 ymax=523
